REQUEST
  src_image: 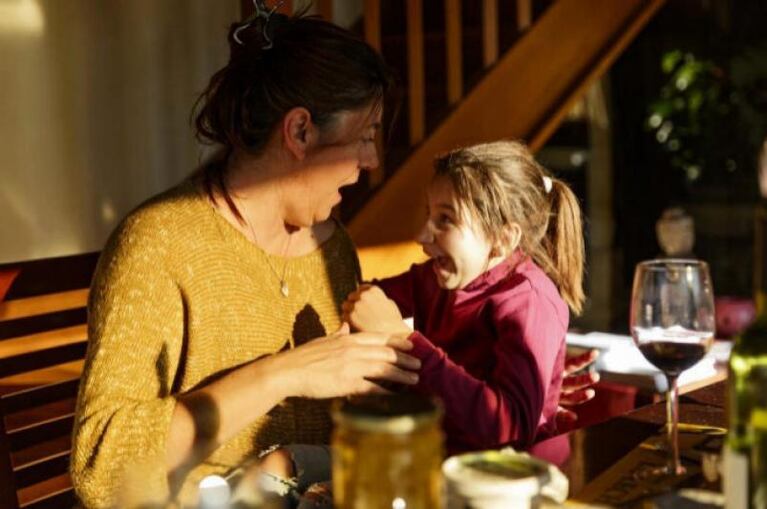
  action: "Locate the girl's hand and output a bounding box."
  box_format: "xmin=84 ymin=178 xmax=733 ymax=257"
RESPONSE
xmin=273 ymin=323 xmax=420 ymax=400
xmin=555 ymin=349 xmax=600 ymax=429
xmin=342 ymin=285 xmax=412 ymax=335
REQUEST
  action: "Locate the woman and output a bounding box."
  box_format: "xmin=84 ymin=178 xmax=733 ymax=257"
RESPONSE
xmin=71 ymin=10 xmax=417 ymax=507
xmin=71 ymin=7 xmax=596 ymax=507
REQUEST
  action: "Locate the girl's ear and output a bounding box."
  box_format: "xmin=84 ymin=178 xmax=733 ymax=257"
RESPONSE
xmin=495 ymin=223 xmax=522 ymax=257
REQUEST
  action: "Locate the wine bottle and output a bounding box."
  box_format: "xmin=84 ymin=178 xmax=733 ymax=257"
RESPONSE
xmin=724 ymin=200 xmax=767 ymax=509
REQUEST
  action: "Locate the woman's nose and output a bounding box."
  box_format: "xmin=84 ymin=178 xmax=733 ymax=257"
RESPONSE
xmin=360 ymin=143 xmax=379 ymax=172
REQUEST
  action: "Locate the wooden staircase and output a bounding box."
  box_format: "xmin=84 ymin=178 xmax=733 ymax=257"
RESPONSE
xmin=310 ymin=0 xmax=667 ymax=280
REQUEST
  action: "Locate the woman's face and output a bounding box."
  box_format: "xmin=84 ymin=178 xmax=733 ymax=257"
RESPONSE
xmin=416 ymin=176 xmax=495 ymax=290
xmin=285 ymin=105 xmax=381 ymax=227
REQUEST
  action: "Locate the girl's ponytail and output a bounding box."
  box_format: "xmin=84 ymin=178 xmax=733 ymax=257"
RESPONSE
xmin=546 ymin=179 xmax=585 ymax=315
xmin=434 ymin=140 xmax=586 ymax=315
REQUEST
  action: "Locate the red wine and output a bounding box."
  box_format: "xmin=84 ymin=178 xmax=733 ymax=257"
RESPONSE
xmin=638 ymin=341 xmax=710 ymax=376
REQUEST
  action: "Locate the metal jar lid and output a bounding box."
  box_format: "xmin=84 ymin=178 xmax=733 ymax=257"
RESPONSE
xmin=332 ymin=393 xmax=442 ymax=434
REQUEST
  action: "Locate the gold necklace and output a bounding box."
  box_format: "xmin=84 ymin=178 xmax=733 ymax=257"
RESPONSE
xmin=236 ymin=197 xmax=292 ymax=298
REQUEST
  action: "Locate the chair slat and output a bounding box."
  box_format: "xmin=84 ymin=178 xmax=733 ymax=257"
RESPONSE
xmin=13 ymin=450 xmax=69 ymax=489
xmin=2 ymin=379 xmax=80 ymax=415
xmin=8 ymin=414 xmax=74 ymax=453
xmin=0 ymin=343 xmax=87 ymax=379
xmin=0 ymin=413 xmax=19 ymax=509
xmin=20 ymin=488 xmax=75 ymax=509
xmin=0 ymin=324 xmax=87 ymax=355
xmin=0 ymin=289 xmax=89 ymax=323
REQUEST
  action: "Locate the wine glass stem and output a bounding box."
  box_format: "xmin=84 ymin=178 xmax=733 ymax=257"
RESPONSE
xmin=665 ymin=375 xmax=685 ymax=475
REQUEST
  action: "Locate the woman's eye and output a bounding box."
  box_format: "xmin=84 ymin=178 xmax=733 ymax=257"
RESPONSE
xmin=437 ymin=214 xmax=453 ymax=226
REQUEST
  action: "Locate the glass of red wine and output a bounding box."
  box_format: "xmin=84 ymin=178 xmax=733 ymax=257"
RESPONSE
xmin=630 ymin=259 xmax=716 ymax=477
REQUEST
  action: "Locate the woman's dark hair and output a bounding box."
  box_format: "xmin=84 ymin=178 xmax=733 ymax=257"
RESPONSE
xmin=193 ymin=10 xmax=396 ymax=215
xmin=195 ymin=10 xmax=395 ymax=155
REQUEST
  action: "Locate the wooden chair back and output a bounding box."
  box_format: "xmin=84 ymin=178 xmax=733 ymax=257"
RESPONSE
xmin=0 ymin=253 xmax=98 ymax=509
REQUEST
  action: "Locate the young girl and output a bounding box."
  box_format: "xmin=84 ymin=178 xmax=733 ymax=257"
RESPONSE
xmin=252 ymin=140 xmax=585 ymax=506
xmin=343 ymin=140 xmax=585 ymax=453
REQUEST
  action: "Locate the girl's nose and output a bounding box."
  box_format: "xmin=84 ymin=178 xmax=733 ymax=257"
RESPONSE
xmin=416 ymin=222 xmax=434 ymax=245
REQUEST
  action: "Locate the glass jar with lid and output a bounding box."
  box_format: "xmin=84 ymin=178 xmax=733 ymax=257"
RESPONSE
xmin=331 ymin=393 xmax=444 ymax=509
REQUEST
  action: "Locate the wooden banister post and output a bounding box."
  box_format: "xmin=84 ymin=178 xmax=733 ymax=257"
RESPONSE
xmin=364 ymin=0 xmax=385 ymax=185
xmin=317 ymin=0 xmax=333 ymax=21
xmin=517 ymin=0 xmax=532 ymax=31
xmin=407 ymin=0 xmax=425 ymax=145
xmin=276 ymin=1 xmax=292 ymax=15
xmin=445 ymin=0 xmax=463 ymax=105
xmin=482 ymin=0 xmax=499 ymax=68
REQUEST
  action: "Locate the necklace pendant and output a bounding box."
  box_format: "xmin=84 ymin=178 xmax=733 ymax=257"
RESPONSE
xmin=280 ymin=281 xmax=289 ymax=297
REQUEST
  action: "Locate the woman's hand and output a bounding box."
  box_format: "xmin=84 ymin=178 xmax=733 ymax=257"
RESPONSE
xmin=342 ymin=285 xmax=412 ymax=335
xmin=555 ymin=349 xmax=600 ymax=429
xmin=272 ymin=323 xmax=420 ymax=400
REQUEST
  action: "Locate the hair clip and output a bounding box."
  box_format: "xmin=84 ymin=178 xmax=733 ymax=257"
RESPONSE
xmin=233 ymin=0 xmax=286 ymax=48
xmin=542 ymin=175 xmax=553 ymax=194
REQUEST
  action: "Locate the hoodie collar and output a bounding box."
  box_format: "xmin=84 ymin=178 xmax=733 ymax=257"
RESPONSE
xmin=453 ymin=250 xmax=527 ymax=301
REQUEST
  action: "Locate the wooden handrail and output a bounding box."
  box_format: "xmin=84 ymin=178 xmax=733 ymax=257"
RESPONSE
xmin=0 ymin=290 xmax=89 ymax=323
xmin=445 ymin=0 xmax=463 ymax=105
xmin=406 ymin=0 xmax=425 ymax=145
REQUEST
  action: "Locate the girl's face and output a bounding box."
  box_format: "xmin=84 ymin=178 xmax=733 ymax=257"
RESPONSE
xmin=416 ymin=176 xmax=496 ymax=290
xmin=285 ymin=105 xmax=381 ymax=227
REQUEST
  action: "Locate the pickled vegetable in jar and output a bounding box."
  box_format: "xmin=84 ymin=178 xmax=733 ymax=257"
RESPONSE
xmin=331 ymin=394 xmax=444 ymax=509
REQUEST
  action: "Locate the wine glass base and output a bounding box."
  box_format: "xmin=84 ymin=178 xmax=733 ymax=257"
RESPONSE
xmin=674 ymin=423 xmax=726 ymax=435
xmin=633 ymin=463 xmax=687 ymax=481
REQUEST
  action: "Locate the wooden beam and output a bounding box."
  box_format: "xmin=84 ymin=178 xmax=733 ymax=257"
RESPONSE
xmin=482 ymin=0 xmax=499 ymax=68
xmin=407 ymin=0 xmax=425 ymax=144
xmin=527 ymin=0 xmax=667 ymax=150
xmin=445 ymin=0 xmax=463 ymax=105
xmin=517 ymin=0 xmax=532 ymax=31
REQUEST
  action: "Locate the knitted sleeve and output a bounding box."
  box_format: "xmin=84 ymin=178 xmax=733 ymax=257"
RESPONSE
xmin=71 ymin=212 xmax=183 ymax=507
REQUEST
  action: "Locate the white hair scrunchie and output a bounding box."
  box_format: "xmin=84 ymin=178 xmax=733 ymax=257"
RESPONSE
xmin=542 ymin=175 xmax=553 ymax=194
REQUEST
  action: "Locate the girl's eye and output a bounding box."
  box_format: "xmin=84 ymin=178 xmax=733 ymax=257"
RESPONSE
xmin=436 ymin=214 xmax=454 ymax=227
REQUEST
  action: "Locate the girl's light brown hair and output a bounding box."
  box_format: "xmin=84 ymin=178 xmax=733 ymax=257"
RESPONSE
xmin=434 ymin=140 xmax=585 ymax=315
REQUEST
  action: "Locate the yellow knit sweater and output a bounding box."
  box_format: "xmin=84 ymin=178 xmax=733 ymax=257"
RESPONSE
xmin=71 ymin=179 xmax=360 ymax=507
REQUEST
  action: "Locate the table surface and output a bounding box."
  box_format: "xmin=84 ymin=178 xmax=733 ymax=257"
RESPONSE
xmin=566 ymin=332 xmax=730 ymax=394
xmin=529 ymin=380 xmax=727 ymax=502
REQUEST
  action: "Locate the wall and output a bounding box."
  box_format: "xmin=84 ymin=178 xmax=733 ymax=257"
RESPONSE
xmin=0 ymin=0 xmax=239 ymax=263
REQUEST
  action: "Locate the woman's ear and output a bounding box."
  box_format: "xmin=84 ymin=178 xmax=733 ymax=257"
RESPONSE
xmin=282 ymin=107 xmax=317 ymax=160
